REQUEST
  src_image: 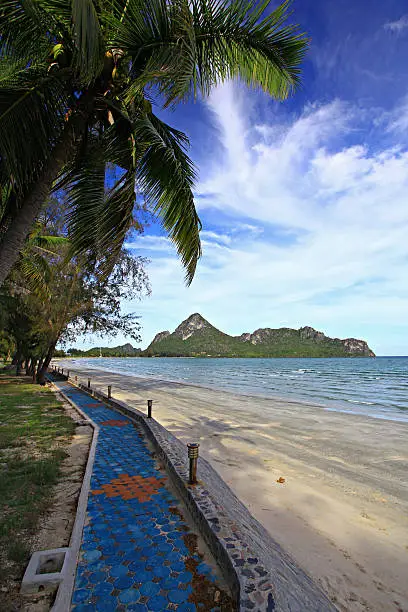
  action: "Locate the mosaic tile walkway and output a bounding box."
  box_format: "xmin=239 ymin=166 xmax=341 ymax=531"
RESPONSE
xmin=53 ymin=379 xmax=234 ymax=612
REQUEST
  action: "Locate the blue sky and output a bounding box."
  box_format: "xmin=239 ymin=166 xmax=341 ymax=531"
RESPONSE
xmin=81 ymin=1 xmax=408 ymax=355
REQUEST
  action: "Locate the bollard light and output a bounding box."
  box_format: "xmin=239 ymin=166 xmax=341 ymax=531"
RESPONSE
xmin=88 ymin=378 xmax=91 ymax=388
xmin=187 ymin=443 xmax=199 ymax=485
xmin=108 ymin=385 xmax=112 ymax=399
xmin=147 ymin=399 xmax=153 ymax=418
xmin=61 ymin=368 xmax=64 ymax=375
xmin=67 ymin=370 xmax=69 ymax=379
xmin=75 ymin=375 xmax=78 ymax=382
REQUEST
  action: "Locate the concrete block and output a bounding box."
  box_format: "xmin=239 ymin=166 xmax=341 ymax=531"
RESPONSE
xmin=21 ymin=548 xmax=69 ymax=595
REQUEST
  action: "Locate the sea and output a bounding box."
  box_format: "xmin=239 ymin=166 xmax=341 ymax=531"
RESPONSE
xmin=70 ymin=356 xmax=408 ymax=423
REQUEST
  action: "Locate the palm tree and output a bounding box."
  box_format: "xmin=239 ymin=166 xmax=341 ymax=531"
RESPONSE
xmin=17 ymin=223 xmax=69 ymax=298
xmin=0 ymin=0 xmax=308 ymax=286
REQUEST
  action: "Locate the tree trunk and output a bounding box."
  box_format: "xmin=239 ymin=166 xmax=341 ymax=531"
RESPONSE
xmin=31 ymin=359 xmax=38 ymax=382
xmin=16 ymin=357 xmax=23 ymax=376
xmin=37 ymin=342 xmax=57 ymax=385
xmin=0 ymin=123 xmax=81 ymax=286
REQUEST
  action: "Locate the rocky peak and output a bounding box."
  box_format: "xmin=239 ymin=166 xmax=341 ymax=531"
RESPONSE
xmin=151 ymin=331 xmax=170 ymax=344
xmin=238 ymin=332 xmax=252 ymax=342
xmin=173 ymin=313 xmax=211 ymax=340
xmin=249 ymin=328 xmax=275 ymax=345
xmin=299 ymin=326 xmax=326 ymax=341
xmin=341 ymin=338 xmax=375 ymax=356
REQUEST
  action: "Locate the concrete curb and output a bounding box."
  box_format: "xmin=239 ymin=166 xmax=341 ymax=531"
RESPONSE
xmin=49 ymin=382 xmax=99 ymax=612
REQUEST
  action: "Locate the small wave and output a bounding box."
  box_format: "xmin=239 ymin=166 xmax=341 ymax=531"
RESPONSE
xmin=346 ymin=399 xmax=375 ymax=405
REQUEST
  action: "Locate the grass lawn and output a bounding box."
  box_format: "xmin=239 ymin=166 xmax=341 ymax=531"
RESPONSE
xmin=0 ymin=371 xmax=75 ymax=590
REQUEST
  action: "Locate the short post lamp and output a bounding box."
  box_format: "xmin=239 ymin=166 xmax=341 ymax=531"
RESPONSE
xmin=187 ymin=443 xmax=199 ymax=485
xmin=108 ymin=385 xmax=112 ymax=399
xmin=61 ymin=368 xmax=64 ymax=376
xmin=87 ymin=378 xmax=91 ymax=389
xmin=67 ymin=370 xmax=69 ymax=379
xmin=75 ymin=375 xmax=78 ymax=383
xmin=147 ymin=399 xmax=153 ymax=418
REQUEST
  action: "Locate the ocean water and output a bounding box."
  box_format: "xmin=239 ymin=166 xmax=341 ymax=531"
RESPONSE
xmin=70 ymin=356 xmax=408 ymax=423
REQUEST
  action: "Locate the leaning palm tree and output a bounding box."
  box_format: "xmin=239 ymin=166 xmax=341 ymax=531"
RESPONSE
xmin=0 ymin=0 xmax=308 ymax=286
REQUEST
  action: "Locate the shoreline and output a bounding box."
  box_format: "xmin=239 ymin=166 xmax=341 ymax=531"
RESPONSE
xmin=54 ymin=360 xmax=408 ymax=611
xmin=62 ymin=357 xmax=408 ymax=424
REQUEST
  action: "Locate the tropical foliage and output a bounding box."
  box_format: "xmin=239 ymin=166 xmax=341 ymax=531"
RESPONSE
xmin=0 ymin=200 xmax=150 ymax=382
xmin=0 ymin=0 xmax=308 ymax=285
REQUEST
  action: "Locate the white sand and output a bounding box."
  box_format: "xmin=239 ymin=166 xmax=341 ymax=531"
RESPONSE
xmin=57 ymin=361 xmax=408 ymax=611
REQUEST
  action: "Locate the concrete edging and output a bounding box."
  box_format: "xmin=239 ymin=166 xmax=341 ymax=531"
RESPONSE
xmin=49 ymin=383 xmax=100 ymax=612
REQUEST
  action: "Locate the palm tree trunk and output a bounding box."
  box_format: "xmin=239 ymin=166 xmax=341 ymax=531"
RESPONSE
xmin=0 ymin=123 xmax=80 ymax=286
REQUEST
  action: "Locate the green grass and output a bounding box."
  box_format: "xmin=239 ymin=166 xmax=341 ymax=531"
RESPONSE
xmin=0 ymin=372 xmax=75 ymax=585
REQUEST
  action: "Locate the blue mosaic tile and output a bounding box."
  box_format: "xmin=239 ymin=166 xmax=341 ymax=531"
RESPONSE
xmin=114 ymin=575 xmax=135 ymax=589
xmin=72 ymin=589 xmax=91 ymax=604
xmin=178 ymin=570 xmax=193 ymax=584
xmin=147 ymin=594 xmax=168 ymax=610
xmin=177 ymin=604 xmax=196 ymax=612
xmin=57 ymin=379 xmax=228 ymax=611
xmin=125 ymin=604 xmax=148 ymax=612
xmin=82 ymin=549 xmax=102 ymax=563
xmin=91 ymin=596 xmax=117 ymax=611
xmin=92 ymin=582 xmax=114 ymax=597
xmin=139 ymin=581 xmax=160 ymax=597
xmin=109 ymin=564 xmax=129 ymax=578
xmin=161 ymin=576 xmax=180 ymax=590
xmin=119 ymin=590 xmax=142 ymax=605
xmin=168 ymin=588 xmax=188 ymax=604
xmin=152 ymin=565 xmax=170 ymax=579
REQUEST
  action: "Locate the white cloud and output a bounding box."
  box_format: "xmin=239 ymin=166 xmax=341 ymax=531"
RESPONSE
xmin=125 ymin=235 xmax=172 ymax=253
xmin=387 ymin=95 xmax=408 ymax=133
xmin=200 ymin=230 xmax=232 ymax=245
xmin=123 ymin=84 xmax=408 ymax=355
xmin=384 ymin=15 xmax=408 ymax=32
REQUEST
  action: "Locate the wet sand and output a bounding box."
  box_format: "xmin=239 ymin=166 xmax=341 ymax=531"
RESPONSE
xmin=56 ymin=361 xmax=408 ymax=611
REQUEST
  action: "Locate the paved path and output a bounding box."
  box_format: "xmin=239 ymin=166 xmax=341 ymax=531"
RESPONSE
xmin=54 ymin=380 xmax=233 ymax=612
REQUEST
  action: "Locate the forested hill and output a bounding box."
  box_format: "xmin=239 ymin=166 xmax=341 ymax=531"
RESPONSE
xmin=67 ymin=344 xmax=141 ymax=357
xmin=143 ymin=314 xmax=375 ymax=358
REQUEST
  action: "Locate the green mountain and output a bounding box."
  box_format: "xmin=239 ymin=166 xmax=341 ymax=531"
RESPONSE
xmin=143 ymin=314 xmax=375 ymax=358
xmin=68 ymin=343 xmax=141 ymax=357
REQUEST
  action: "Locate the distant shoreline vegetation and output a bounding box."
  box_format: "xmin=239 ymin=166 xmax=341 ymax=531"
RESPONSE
xmin=66 ymin=314 xmax=375 ymax=359
xmin=65 ymin=344 xmax=141 ymax=358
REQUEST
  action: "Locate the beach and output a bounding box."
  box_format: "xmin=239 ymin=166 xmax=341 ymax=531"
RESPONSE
xmin=56 ymin=361 xmax=408 ymax=612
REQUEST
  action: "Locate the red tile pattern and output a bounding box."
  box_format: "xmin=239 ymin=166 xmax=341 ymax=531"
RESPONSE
xmin=100 ymin=419 xmax=129 ymax=427
xmin=92 ymin=473 xmax=163 ymax=502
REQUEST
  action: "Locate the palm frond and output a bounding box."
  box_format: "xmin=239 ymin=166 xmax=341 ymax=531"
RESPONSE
xmin=0 ymin=66 xmax=72 ymax=195
xmin=61 ymin=126 xmax=137 ymax=277
xmin=134 ymin=112 xmax=201 ymax=285
xmin=109 ymin=0 xmax=308 ymax=105
xmin=19 ymin=251 xmax=52 ymax=298
xmin=63 ymin=139 xmax=106 ymax=261
xmin=71 ymin=0 xmax=105 ymax=84
xmin=0 ymin=0 xmax=52 ymax=63
xmin=93 ymin=169 xmax=138 ymax=276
